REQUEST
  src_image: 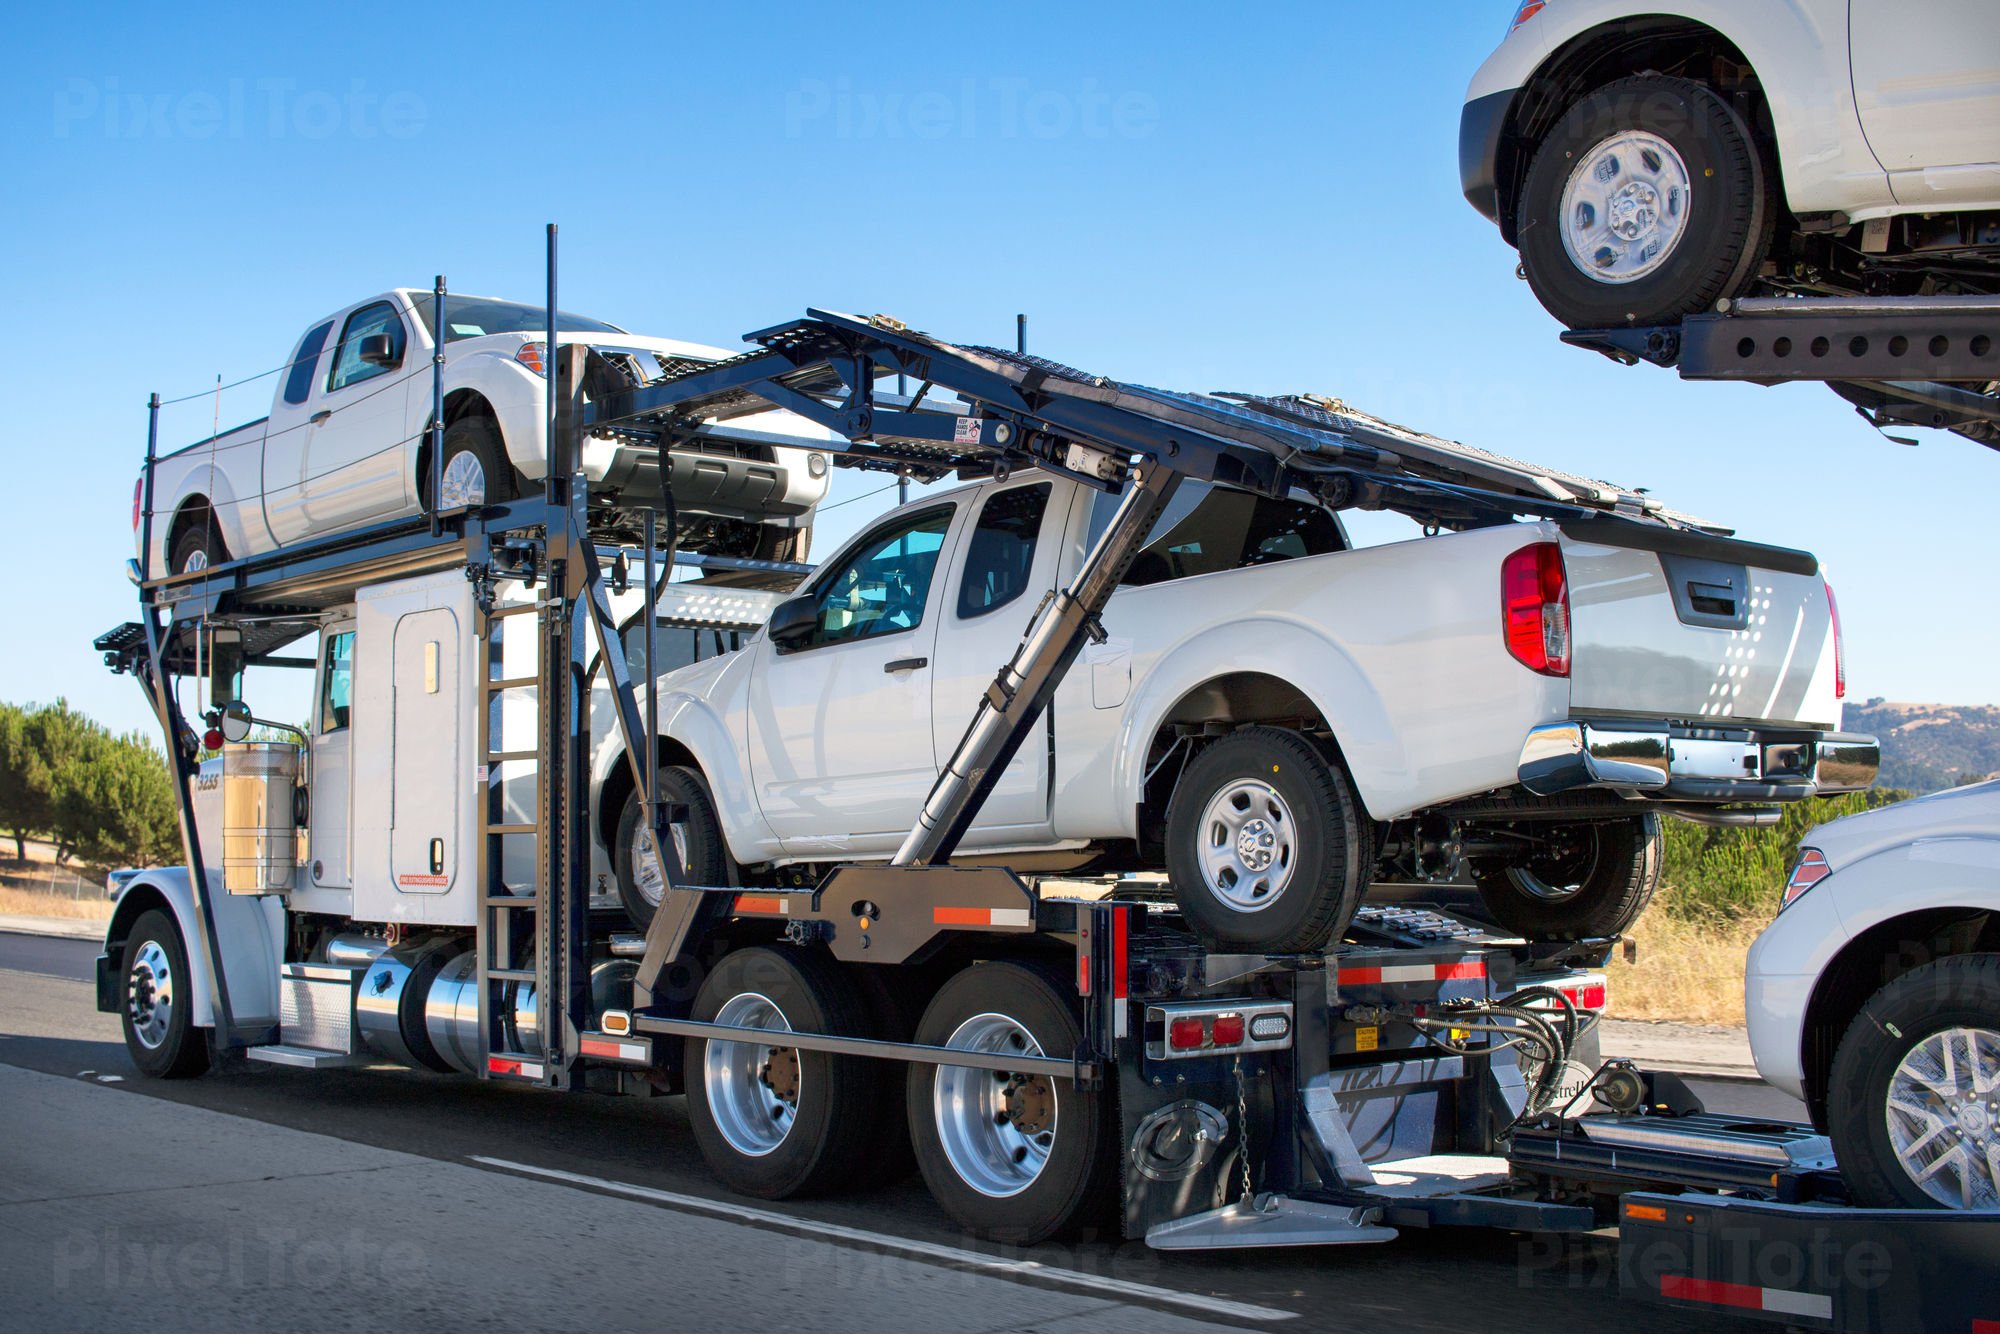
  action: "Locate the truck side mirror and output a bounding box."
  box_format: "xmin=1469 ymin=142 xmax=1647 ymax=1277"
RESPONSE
xmin=358 ymin=332 xmax=397 ymax=367
xmin=766 ymin=595 xmax=820 ymax=652
xmin=219 ymin=700 xmax=255 ymax=744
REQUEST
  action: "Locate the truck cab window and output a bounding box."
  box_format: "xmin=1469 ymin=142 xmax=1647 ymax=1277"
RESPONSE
xmin=284 ymin=322 xmax=334 ymax=406
xmin=326 ymin=302 xmax=406 ymax=393
xmin=319 ymin=631 xmax=355 ymax=733
xmin=958 ymin=483 xmax=1051 ymax=619
xmin=805 ymin=506 xmax=953 ymax=648
xmin=1088 ymin=480 xmax=1345 ymax=587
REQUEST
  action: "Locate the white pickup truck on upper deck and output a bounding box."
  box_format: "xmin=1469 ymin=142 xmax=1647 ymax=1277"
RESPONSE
xmin=138 ymin=290 xmax=835 ymax=577
xmin=596 ymin=462 xmax=1881 ymax=951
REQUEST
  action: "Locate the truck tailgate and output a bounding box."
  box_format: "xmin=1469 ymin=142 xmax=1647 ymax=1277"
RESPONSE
xmin=1557 ymin=522 xmax=1838 ymax=728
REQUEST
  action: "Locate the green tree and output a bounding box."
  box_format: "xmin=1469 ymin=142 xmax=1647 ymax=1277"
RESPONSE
xmin=0 ymin=701 xmax=51 ymax=860
xmin=1657 ymin=787 xmax=1913 ymax=922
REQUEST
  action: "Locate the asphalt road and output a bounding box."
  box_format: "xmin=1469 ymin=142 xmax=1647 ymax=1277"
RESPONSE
xmin=0 ymin=930 xmax=1782 ymax=1332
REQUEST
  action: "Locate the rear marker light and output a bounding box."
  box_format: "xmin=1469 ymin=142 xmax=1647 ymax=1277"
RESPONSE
xmin=1509 ymin=1 xmax=1546 ymax=31
xmin=1211 ymin=1014 xmax=1246 ymax=1047
xmin=132 ymin=478 xmax=144 ymax=531
xmin=1503 ymin=542 xmax=1570 ymax=677
xmin=1168 ymin=1017 xmax=1206 ymax=1051
xmin=1565 ymin=981 xmax=1608 ymax=1011
xmin=1248 ymin=1013 xmax=1290 ymax=1043
xmin=1782 ymin=848 xmax=1831 ymax=910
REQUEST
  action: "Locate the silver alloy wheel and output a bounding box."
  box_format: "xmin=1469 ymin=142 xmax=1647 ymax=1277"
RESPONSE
xmin=628 ymin=817 xmax=691 ymax=908
xmin=1884 ymin=1025 xmax=2000 ymax=1210
xmin=933 ymin=1012 xmax=1056 ymax=1198
xmin=126 ymin=939 xmax=175 ymax=1051
xmin=1195 ymin=780 xmax=1297 ymax=913
xmin=439 ymin=450 xmax=488 ymax=508
xmin=1558 ymin=130 xmax=1694 ymax=285
xmin=181 ymin=548 xmax=208 ymax=574
xmin=703 ymin=992 xmax=798 ymax=1158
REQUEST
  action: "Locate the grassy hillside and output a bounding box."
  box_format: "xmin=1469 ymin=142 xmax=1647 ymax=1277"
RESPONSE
xmin=1843 ymin=699 xmax=2000 ymax=792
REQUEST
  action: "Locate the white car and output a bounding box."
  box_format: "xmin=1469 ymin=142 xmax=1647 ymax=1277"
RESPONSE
xmin=1746 ymin=780 xmax=2000 ymax=1210
xmin=596 ymin=459 xmax=1874 ymax=951
xmin=138 ymin=290 xmax=835 ymax=576
xmin=1462 ymin=1 xmax=2000 ymax=328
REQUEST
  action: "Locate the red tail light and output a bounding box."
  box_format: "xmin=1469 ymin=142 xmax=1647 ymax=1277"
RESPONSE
xmin=1825 ymin=581 xmax=1845 ymax=700
xmin=1211 ymin=1014 xmax=1246 ymax=1047
xmin=132 ymin=478 xmax=143 ymax=531
xmin=1503 ymin=542 xmax=1570 ymax=676
xmin=1782 ymin=847 xmax=1832 ymax=910
xmin=1167 ymin=1017 xmax=1206 ymax=1051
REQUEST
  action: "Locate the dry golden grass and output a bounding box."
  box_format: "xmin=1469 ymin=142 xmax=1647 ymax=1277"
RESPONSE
xmin=0 ymin=884 xmax=113 ymax=922
xmin=1606 ymin=905 xmax=1767 ymax=1026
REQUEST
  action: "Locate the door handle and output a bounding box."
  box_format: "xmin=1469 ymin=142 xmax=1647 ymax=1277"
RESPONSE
xmin=884 ymin=657 xmax=928 ymax=674
xmin=310 ymin=410 xmax=332 ymax=424
xmin=429 ymin=838 xmax=445 ymax=875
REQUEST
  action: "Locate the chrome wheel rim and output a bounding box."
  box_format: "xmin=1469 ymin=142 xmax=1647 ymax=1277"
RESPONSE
xmin=126 ymin=940 xmax=174 ymax=1051
xmin=1195 ymin=780 xmax=1297 ymax=912
xmin=628 ymin=814 xmax=691 ymax=908
xmin=440 ymin=450 xmax=488 ymax=508
xmin=933 ymin=1012 xmax=1055 ymax=1198
xmin=1559 ymin=130 xmax=1693 ymax=285
xmin=1885 ymin=1025 xmax=2000 ymax=1210
xmin=703 ymin=992 xmax=798 ymax=1157
xmin=180 ymin=548 xmax=208 ymax=574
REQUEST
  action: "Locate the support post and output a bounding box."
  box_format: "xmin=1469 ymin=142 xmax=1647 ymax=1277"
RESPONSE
xmin=429 ymin=276 xmax=447 ymax=536
xmin=545 ymin=223 xmax=560 ymax=502
xmin=139 ymin=392 xmax=160 ymax=584
xmin=894 ymin=461 xmax=1181 ymax=866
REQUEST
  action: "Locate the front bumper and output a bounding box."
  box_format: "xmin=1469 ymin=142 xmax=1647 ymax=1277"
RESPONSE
xmin=1518 ymin=721 xmax=1880 ymax=802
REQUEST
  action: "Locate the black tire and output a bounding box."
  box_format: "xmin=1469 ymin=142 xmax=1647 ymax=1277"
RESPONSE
xmin=1828 ymin=954 xmax=2000 ymax=1210
xmin=684 ymin=945 xmax=883 ymax=1199
xmin=120 ymin=909 xmax=210 ymax=1079
xmin=612 ymin=765 xmax=728 ymax=930
xmin=170 ymin=521 xmax=228 ymax=575
xmin=427 ymin=415 xmax=516 ymax=511
xmin=752 ymin=525 xmax=809 ymax=563
xmin=907 ymin=961 xmax=1114 ymax=1244
xmin=1517 ymin=75 xmax=1773 ymax=328
xmin=1163 ymin=727 xmax=1366 ymax=953
xmin=1469 ymin=815 xmax=1660 ymax=941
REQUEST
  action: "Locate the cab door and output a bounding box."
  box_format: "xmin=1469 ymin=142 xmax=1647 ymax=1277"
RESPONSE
xmin=389 ymin=607 xmax=462 ymax=896
xmin=1851 ymin=0 xmax=2000 ymax=195
xmin=299 ymin=299 xmax=418 ymax=533
xmin=928 ymin=480 xmax=1063 ymax=844
xmin=306 ymin=624 xmax=355 ymax=888
xmin=745 ymin=502 xmax=957 ymax=856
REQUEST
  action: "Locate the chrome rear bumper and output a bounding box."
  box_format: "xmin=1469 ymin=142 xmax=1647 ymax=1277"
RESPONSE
xmin=1518 ymin=721 xmax=1879 ymax=801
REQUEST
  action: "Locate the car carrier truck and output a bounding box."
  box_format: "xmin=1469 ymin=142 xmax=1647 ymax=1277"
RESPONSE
xmin=95 ymin=268 xmax=1998 ymax=1330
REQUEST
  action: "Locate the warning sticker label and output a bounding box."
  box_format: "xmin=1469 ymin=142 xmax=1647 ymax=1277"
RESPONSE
xmin=953 ymin=416 xmax=982 ymax=445
xmin=398 ymin=873 xmax=449 ymax=888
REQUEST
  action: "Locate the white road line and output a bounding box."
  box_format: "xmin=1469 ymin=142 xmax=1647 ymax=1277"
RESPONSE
xmin=468 ymin=1155 xmax=1296 ymax=1325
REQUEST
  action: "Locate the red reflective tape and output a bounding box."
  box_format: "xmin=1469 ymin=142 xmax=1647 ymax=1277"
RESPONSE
xmin=734 ymin=895 xmax=784 ymax=915
xmin=579 ymin=1038 xmax=621 ymax=1059
xmin=1112 ymin=906 xmax=1129 ymax=1000
xmin=488 ymin=1057 xmax=521 ymax=1077
xmin=1660 ymin=1275 xmax=1762 ymax=1312
xmin=1341 ymin=966 xmax=1384 ymax=985
xmin=933 ymin=906 xmax=989 ymax=926
xmin=1971 ymin=1322 xmax=2000 ymax=1334
xmin=1437 ymin=961 xmax=1486 ymax=980
xmin=1076 ymin=917 xmax=1092 ymax=996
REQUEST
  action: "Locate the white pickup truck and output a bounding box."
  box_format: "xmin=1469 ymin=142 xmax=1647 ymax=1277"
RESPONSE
xmin=597 ymin=466 xmax=1880 ymax=951
xmin=138 ymin=290 xmax=834 ymax=577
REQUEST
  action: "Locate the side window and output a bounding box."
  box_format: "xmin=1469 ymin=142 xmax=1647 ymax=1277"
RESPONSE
xmin=320 ymin=631 xmax=355 ymax=733
xmin=797 ymin=506 xmax=954 ymax=649
xmin=326 ymin=302 xmax=407 ymax=393
xmin=958 ymin=483 xmax=1051 ymax=619
xmin=284 ymin=322 xmax=334 ymax=405
xmin=1087 ymin=481 xmax=1345 ymax=587
xmin=619 ymin=619 xmax=702 ymax=680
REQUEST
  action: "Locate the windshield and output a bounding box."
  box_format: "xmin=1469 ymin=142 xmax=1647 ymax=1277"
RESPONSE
xmin=407 ymin=295 xmax=624 ymax=342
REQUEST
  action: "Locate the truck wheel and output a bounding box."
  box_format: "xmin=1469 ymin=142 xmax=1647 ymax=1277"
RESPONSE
xmin=1164 ymin=727 xmax=1366 ymax=953
xmin=752 ymin=525 xmax=808 ymax=563
xmin=1828 ymin=954 xmax=2000 ymax=1211
xmin=1469 ymin=815 xmax=1660 ymax=941
xmin=120 ymin=909 xmax=210 ymax=1079
xmin=1516 ymin=75 xmax=1771 ymax=329
xmin=431 ymin=416 xmax=515 ymax=510
xmin=613 ymin=766 xmax=727 ymax=930
xmin=907 ymin=962 xmax=1113 ymax=1244
xmin=171 ymin=524 xmax=228 ymax=575
xmin=685 ymin=946 xmax=881 ymax=1199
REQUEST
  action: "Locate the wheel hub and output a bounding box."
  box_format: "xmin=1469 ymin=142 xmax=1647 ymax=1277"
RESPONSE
xmin=1559 ymin=131 xmax=1693 ymax=285
xmin=1002 ymin=1074 xmax=1055 ymax=1136
xmin=704 ymin=992 xmax=798 ymax=1158
xmin=760 ymin=1046 xmax=800 ymax=1103
xmin=1196 ymin=780 xmax=1297 ymax=913
xmin=125 ymin=941 xmax=174 ymax=1051
xmin=1884 ymin=1025 xmax=2000 ymax=1209
xmin=934 ymin=1013 xmax=1056 ymax=1198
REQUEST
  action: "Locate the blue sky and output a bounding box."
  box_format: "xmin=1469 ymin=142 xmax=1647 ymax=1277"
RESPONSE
xmin=3 ymin=2 xmax=1991 ymax=737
